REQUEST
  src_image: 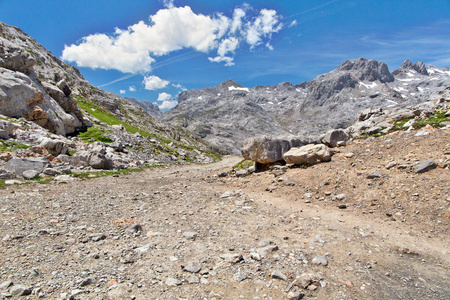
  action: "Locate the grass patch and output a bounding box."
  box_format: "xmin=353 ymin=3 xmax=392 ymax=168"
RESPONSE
xmin=233 ymin=159 xmax=254 ymax=171
xmin=0 ymin=140 xmax=30 ymax=152
xmin=78 ymin=126 xmax=113 ymax=143
xmin=0 ymin=179 xmax=5 ymax=189
xmin=414 ymin=109 xmax=450 ymax=128
xmin=74 ymin=95 xmax=153 ymax=137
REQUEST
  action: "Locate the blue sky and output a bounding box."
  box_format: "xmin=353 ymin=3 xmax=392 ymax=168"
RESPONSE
xmin=1 ymin=0 xmax=449 ymax=110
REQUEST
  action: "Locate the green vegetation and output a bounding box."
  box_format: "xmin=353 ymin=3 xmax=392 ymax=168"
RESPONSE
xmin=0 ymin=140 xmax=30 ymax=152
xmin=360 ymin=108 xmax=449 ymax=139
xmin=0 ymin=179 xmax=5 ymax=189
xmin=233 ymin=159 xmax=254 ymax=171
xmin=74 ymin=94 xmax=222 ymax=162
xmin=414 ymin=109 xmax=450 ymax=128
xmin=74 ymin=95 xmax=153 ymax=137
xmin=78 ymin=126 xmax=113 ymax=143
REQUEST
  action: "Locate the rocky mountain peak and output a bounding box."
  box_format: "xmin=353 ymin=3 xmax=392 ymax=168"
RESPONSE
xmin=395 ymin=59 xmax=429 ymax=75
xmin=337 ymin=58 xmax=394 ymax=83
xmin=219 ymin=79 xmax=243 ymax=89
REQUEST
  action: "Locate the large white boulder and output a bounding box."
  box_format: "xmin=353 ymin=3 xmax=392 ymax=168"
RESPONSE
xmin=283 ymin=144 xmax=334 ymax=165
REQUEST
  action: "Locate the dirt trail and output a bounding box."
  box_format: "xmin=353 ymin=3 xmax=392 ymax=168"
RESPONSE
xmin=0 ymin=128 xmax=449 ymax=300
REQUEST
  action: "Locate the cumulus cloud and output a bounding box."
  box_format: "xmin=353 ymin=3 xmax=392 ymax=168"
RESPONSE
xmin=208 ymin=56 xmax=234 ymax=66
xmin=62 ymin=4 xmax=283 ymax=71
xmin=129 ymin=86 xmax=136 ymax=92
xmin=157 ymin=92 xmax=177 ymax=110
xmin=230 ymin=8 xmax=246 ymax=34
xmin=143 ymin=75 xmax=170 ymax=90
xmin=172 ymin=83 xmax=187 ymax=91
xmin=119 ymin=90 xmax=126 ymax=94
xmin=246 ymin=9 xmax=283 ymax=48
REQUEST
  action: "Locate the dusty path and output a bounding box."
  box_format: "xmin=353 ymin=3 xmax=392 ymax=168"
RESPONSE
xmin=0 ymin=128 xmax=449 ymax=299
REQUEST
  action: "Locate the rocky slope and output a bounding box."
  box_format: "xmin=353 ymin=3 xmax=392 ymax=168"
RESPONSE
xmin=0 ymin=21 xmax=220 ymax=180
xmin=163 ymin=58 xmax=450 ymax=154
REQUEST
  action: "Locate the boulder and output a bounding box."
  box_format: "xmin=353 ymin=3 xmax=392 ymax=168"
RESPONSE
xmin=0 ymin=169 xmax=15 ymax=179
xmin=242 ymin=135 xmax=314 ymax=164
xmin=88 ymin=152 xmax=114 ymax=170
xmin=0 ymin=119 xmax=16 ymax=139
xmin=4 ymin=157 xmax=50 ymax=175
xmin=71 ymin=151 xmax=90 ymax=167
xmin=321 ymin=129 xmax=349 ymax=147
xmin=22 ymin=169 xmax=40 ymax=179
xmin=283 ymin=144 xmax=334 ymax=165
xmin=39 ymin=138 xmax=68 ymax=155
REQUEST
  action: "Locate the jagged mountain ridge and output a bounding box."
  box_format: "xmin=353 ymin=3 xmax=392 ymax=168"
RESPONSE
xmin=163 ymin=58 xmax=450 ymax=154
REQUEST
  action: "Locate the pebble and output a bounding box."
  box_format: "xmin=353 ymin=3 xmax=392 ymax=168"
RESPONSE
xmin=311 ymin=255 xmax=328 ymax=266
xmin=366 ymin=170 xmax=383 ymax=179
xmin=413 ymin=159 xmax=437 ymax=173
xmin=125 ymin=224 xmax=143 ymax=234
xmin=183 ymin=262 xmax=201 ymax=273
xmin=287 ymin=291 xmax=305 ymax=300
xmin=385 ymin=161 xmax=397 ymax=169
xmin=165 ymin=278 xmax=182 ymax=286
xmin=233 ymin=272 xmax=248 ymax=282
xmin=0 ymin=281 xmax=13 ymax=290
xmin=271 ymin=270 xmax=288 ymax=281
xmin=10 ymin=284 xmax=32 ymax=296
xmin=183 ymin=231 xmax=198 ymax=240
xmin=185 ymin=274 xmax=200 ymax=284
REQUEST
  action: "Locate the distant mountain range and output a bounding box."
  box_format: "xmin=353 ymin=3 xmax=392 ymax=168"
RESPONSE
xmin=154 ymin=58 xmax=450 ymax=154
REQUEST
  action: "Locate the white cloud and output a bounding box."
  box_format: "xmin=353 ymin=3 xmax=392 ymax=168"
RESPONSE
xmin=129 ymin=85 xmax=136 ymax=92
xmin=62 ymin=4 xmax=283 ymax=72
xmin=246 ymin=9 xmax=283 ymax=48
xmin=61 ymin=34 xmax=154 ymax=73
xmin=157 ymin=92 xmax=177 ymax=110
xmin=157 ymin=92 xmax=172 ymax=101
xmin=119 ymin=90 xmax=126 ymax=94
xmin=159 ymin=100 xmax=178 ymax=110
xmin=217 ymin=37 xmax=239 ymax=57
xmin=172 ymin=83 xmax=187 ymax=91
xmin=289 ymin=20 xmax=298 ymax=27
xmin=266 ymin=43 xmax=274 ymax=51
xmin=208 ymin=56 xmax=234 ymax=66
xmin=230 ymin=8 xmax=246 ymax=34
xmin=143 ymin=75 xmax=170 ymax=90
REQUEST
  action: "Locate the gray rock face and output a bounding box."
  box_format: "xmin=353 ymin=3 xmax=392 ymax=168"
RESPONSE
xmin=242 ymin=135 xmax=315 ymax=164
xmin=321 ymin=129 xmax=349 ymax=147
xmin=163 ymin=58 xmax=450 ymax=154
xmin=283 ymin=144 xmax=333 ymax=165
xmin=4 ymin=157 xmax=50 ymax=175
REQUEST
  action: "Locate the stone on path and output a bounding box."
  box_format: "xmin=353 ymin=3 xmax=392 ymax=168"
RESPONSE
xmin=413 ymin=159 xmax=437 ymax=173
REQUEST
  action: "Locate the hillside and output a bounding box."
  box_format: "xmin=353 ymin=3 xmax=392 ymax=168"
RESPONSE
xmin=0 ymin=21 xmax=220 ymax=176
